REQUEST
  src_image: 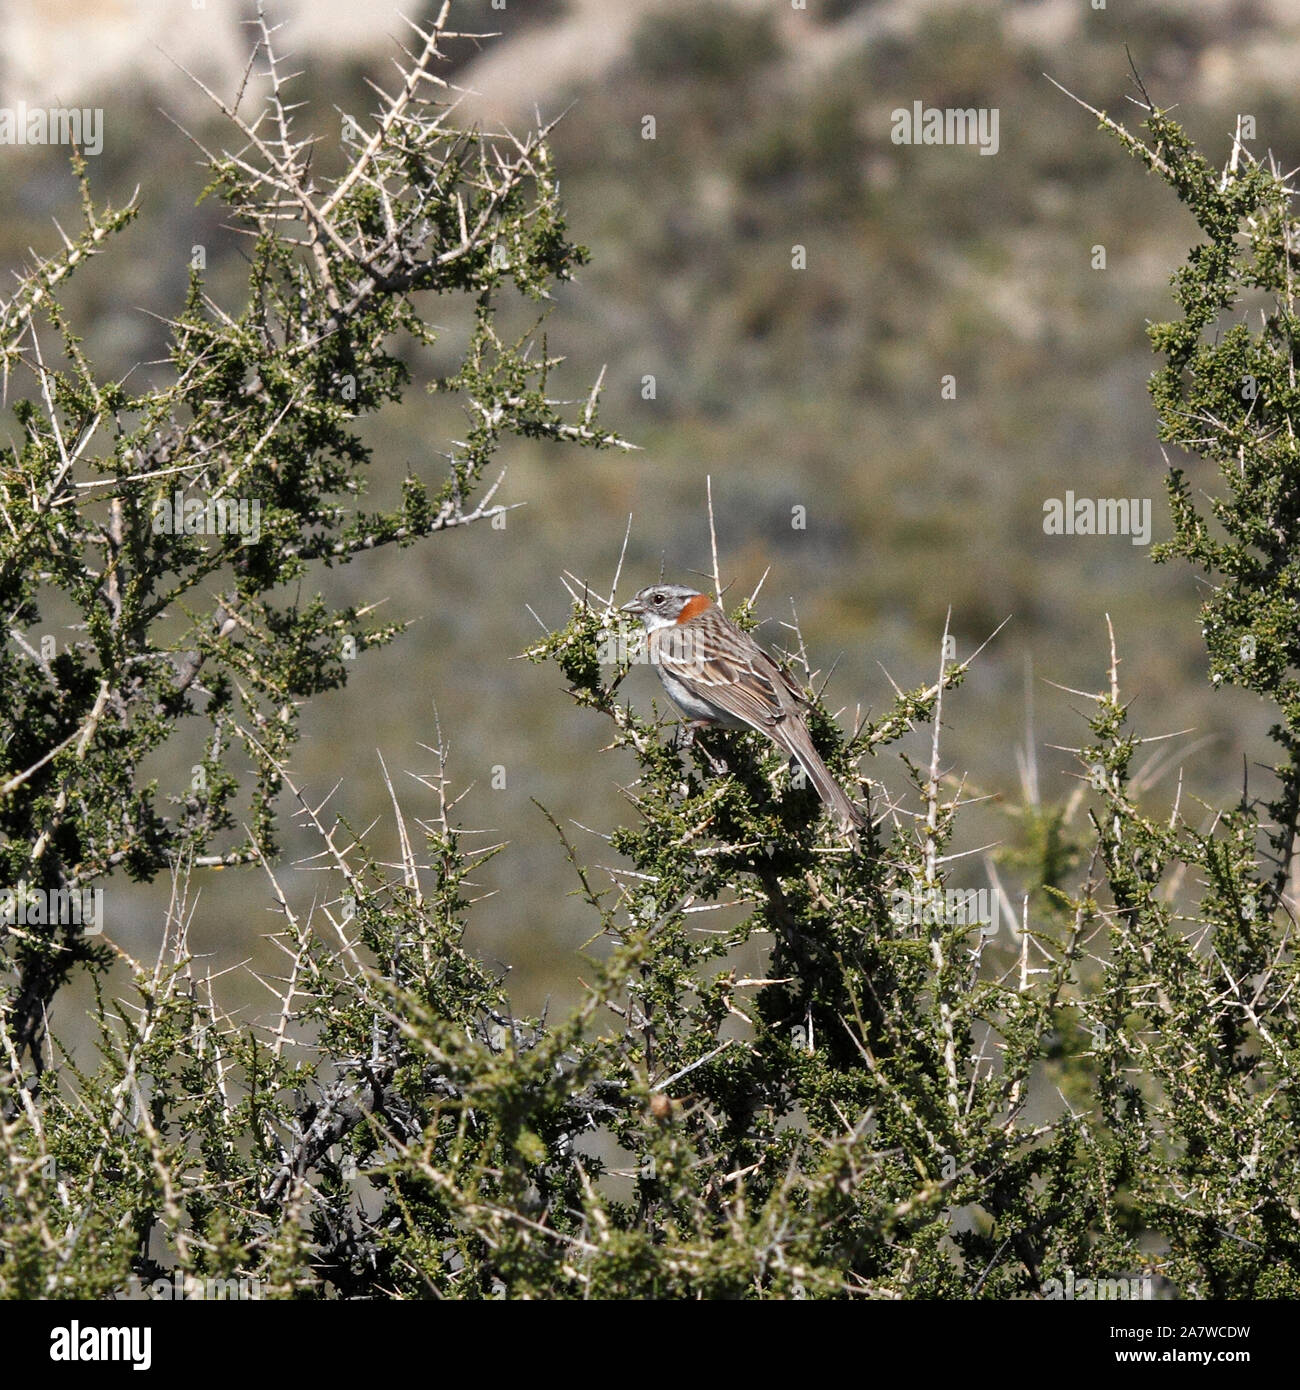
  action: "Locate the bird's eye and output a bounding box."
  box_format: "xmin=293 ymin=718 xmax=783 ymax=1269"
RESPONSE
xmin=651 ymin=592 xmax=664 ymax=605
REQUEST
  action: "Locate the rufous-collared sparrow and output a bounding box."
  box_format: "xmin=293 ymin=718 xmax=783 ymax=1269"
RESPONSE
xmin=621 ymin=584 xmax=865 ymax=833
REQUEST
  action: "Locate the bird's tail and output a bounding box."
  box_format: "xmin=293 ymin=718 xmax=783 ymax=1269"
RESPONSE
xmin=780 ymin=724 xmax=865 ymax=834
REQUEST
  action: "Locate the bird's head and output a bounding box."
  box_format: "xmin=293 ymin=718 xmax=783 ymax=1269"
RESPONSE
xmin=621 ymin=584 xmax=710 ymax=631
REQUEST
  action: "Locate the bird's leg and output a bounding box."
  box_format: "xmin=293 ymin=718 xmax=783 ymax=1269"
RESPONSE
xmin=681 ymin=720 xmax=729 ymax=775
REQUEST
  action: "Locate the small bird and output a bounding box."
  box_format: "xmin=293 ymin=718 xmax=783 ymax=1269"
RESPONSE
xmin=620 ymin=584 xmax=865 ymax=832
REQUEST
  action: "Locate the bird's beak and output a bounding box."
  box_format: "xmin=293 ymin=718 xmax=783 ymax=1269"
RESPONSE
xmin=620 ymin=597 xmax=645 ymax=616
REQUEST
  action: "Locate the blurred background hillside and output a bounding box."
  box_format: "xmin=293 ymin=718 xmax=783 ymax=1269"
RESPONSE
xmin=3 ymin=0 xmax=1297 ymax=1016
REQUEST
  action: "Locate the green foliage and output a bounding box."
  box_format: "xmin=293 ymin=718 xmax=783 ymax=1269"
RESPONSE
xmin=2 ymin=22 xmax=1299 ymax=1300
xmin=0 ymin=9 xmax=622 ymax=1074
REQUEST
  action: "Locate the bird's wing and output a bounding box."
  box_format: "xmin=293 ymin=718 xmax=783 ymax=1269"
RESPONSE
xmin=659 ymin=617 xmax=801 ymax=732
xmin=767 ymin=652 xmax=811 ymax=707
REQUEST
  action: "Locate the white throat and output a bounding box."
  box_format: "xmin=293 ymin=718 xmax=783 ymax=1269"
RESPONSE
xmin=636 ymin=610 xmax=678 ymax=633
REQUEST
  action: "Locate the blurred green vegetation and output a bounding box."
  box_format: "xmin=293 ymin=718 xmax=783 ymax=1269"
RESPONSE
xmin=1 ymin=0 xmax=1293 ymax=1016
